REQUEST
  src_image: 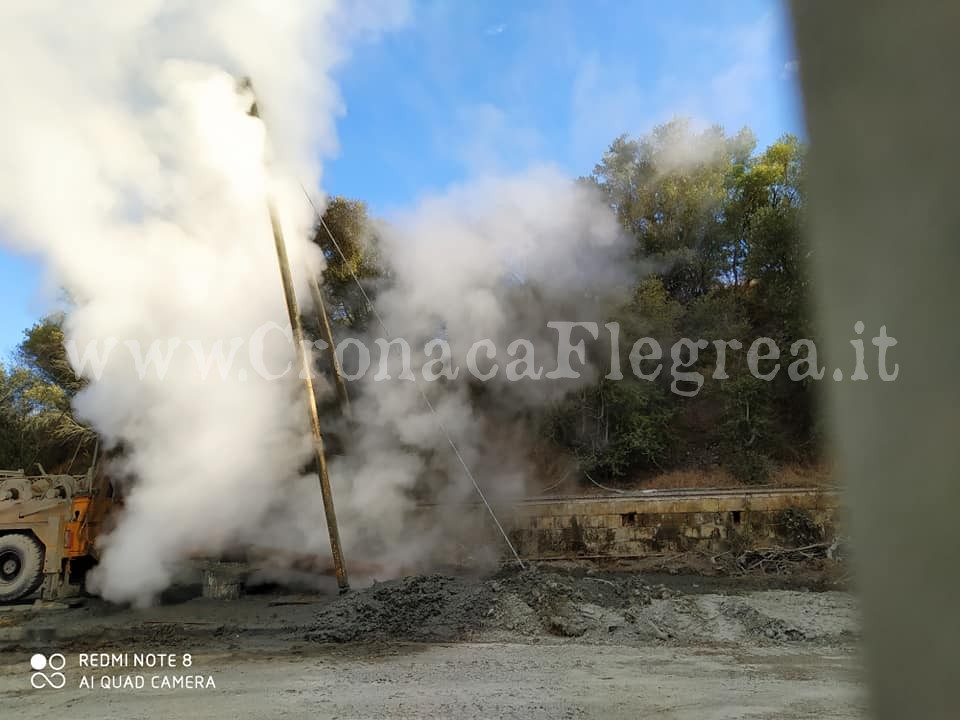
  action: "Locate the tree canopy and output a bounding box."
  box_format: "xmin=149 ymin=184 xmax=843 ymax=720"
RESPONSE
xmin=553 ymin=120 xmax=815 ymax=483
xmin=2 ymin=119 xmax=819 ymax=485
xmin=0 ymin=316 xmax=94 ymax=472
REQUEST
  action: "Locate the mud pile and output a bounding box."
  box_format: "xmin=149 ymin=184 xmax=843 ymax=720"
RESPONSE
xmin=306 ymin=566 xmax=857 ymax=645
xmin=482 ymin=565 xmax=671 ymax=638
xmin=306 ymin=567 xmax=667 ymax=643
xmin=308 ymin=575 xmax=493 ymax=642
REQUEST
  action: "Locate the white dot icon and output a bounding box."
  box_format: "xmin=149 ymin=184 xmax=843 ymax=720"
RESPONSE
xmin=30 ymin=653 xmax=47 ymax=671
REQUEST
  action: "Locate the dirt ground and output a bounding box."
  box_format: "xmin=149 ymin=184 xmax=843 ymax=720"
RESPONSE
xmin=0 ymin=565 xmax=865 ymax=719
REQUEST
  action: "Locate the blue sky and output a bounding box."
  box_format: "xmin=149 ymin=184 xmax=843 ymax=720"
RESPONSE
xmin=0 ymin=0 xmax=802 ymax=357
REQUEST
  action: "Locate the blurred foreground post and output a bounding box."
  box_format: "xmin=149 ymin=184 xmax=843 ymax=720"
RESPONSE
xmin=791 ymin=2 xmax=959 ymax=717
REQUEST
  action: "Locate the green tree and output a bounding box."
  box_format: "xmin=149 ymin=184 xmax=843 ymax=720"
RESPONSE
xmin=17 ymin=314 xmax=85 ymax=395
xmin=311 ymin=196 xmax=385 ymax=330
xmin=0 ymin=316 xmax=93 ymax=472
xmin=592 ymin=119 xmax=757 ymax=301
xmin=562 ymin=120 xmax=819 ymax=484
xmin=548 ymin=379 xmax=676 ymax=479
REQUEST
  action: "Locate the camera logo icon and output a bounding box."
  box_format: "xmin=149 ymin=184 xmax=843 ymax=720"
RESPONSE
xmin=30 ymin=653 xmax=66 ymax=689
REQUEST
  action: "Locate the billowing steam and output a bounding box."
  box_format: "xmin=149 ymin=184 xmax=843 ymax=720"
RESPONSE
xmin=0 ymin=3 xmax=632 ymax=602
xmin=268 ymin=168 xmax=633 ymax=575
xmin=0 ymin=1 xmax=396 ymax=604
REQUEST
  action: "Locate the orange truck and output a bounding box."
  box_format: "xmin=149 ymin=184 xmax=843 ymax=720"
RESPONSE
xmin=0 ymin=462 xmax=116 ymax=602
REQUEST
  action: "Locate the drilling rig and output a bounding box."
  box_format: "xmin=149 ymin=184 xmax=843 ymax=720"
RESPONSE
xmin=0 ymin=458 xmax=117 ymax=602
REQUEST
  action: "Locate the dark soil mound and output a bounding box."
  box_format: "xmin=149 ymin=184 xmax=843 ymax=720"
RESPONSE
xmin=308 ymin=574 xmax=493 ymax=642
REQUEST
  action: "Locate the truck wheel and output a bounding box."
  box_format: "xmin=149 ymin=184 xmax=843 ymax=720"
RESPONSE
xmin=0 ymin=533 xmax=45 ymax=602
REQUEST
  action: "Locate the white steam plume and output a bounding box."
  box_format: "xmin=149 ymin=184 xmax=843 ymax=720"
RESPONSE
xmin=0 ymin=1 xmax=633 ymax=596
xmin=268 ymin=168 xmax=635 ymax=575
xmin=0 ymin=1 xmax=405 ymax=604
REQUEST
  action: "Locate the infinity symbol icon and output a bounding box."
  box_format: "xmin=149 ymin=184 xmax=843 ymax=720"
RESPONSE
xmin=30 ymin=653 xmax=66 ymax=689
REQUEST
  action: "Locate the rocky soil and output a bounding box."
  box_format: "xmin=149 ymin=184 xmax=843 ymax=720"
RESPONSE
xmin=306 ymin=565 xmax=857 ymax=646
xmin=0 ymin=565 xmax=863 ymax=719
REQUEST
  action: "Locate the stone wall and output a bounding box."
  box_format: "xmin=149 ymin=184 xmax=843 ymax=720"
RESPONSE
xmin=500 ymin=490 xmax=840 ymax=560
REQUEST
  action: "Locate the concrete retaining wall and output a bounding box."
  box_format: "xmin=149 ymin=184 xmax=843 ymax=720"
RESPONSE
xmin=498 ymin=489 xmax=841 ymax=560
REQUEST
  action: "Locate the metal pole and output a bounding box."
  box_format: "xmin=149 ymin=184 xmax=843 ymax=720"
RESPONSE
xmin=307 ymin=271 xmax=352 ymax=419
xmin=266 ymin=198 xmax=349 ymax=591
xmin=242 ymin=77 xmax=349 ymax=591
